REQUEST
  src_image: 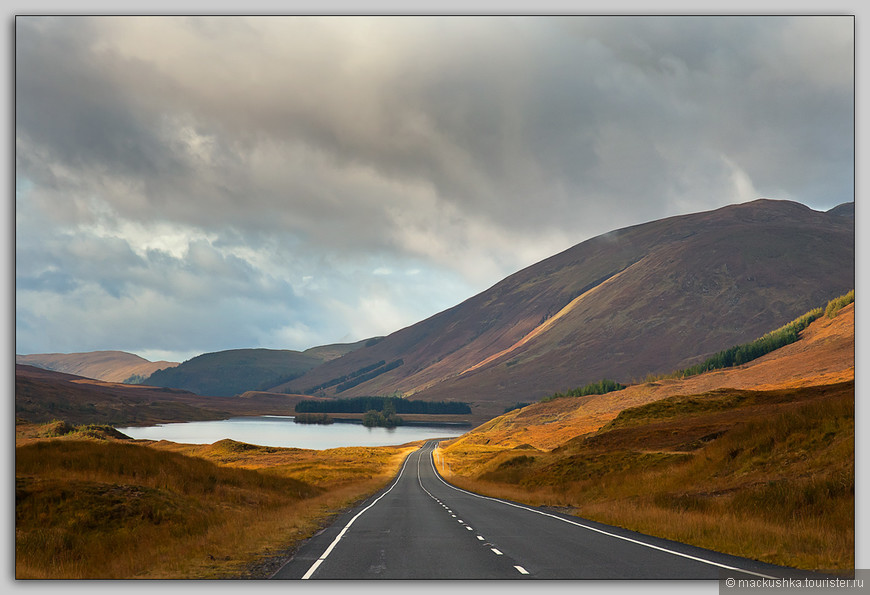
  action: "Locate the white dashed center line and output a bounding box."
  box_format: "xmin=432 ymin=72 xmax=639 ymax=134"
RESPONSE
xmin=514 ymin=565 xmax=529 ymax=575
xmin=491 ymin=548 xmax=503 ymax=556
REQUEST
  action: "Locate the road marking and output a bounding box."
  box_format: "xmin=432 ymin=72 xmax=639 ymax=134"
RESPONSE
xmin=514 ymin=565 xmax=529 ymax=575
xmin=451 ymin=514 xmax=456 ymax=517
xmin=491 ymin=548 xmax=503 ymax=555
xmin=457 ymin=519 xmax=463 ymax=523
xmin=300 ymin=447 xmax=415 ymax=580
xmin=428 ymin=444 xmax=779 ymax=580
xmin=477 ymin=536 xmax=485 ymax=541
xmin=466 ymin=526 xmax=474 ymax=531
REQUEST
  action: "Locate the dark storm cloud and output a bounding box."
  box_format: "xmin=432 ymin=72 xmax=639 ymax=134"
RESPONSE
xmin=15 ymin=15 xmax=854 ymax=357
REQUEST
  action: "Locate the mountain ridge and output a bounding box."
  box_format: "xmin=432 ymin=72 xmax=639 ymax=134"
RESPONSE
xmin=276 ymin=199 xmax=853 ymax=419
xmin=15 ymin=350 xmax=179 ymax=384
xmin=141 ymin=340 xmax=373 ymax=397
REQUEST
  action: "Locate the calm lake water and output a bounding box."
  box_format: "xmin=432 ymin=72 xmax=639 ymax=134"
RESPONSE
xmin=116 ymin=416 xmax=469 ymax=450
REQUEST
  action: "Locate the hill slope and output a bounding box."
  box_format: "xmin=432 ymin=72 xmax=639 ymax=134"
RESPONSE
xmin=143 ymin=340 xmax=371 ymax=397
xmin=279 ymin=199 xmax=853 ymax=418
xmin=14 ymin=364 xmax=325 ymax=426
xmin=446 ymin=301 xmax=854 ymax=451
xmin=435 ymin=302 xmax=854 ymax=571
xmin=15 ymin=351 xmax=178 ymax=384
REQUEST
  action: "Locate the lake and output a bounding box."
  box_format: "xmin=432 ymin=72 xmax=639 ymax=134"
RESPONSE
xmin=116 ymin=415 xmax=469 ymax=450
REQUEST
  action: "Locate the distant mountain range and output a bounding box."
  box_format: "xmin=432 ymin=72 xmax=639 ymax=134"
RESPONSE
xmin=14 ymin=364 xmax=330 ymax=426
xmin=17 ymin=340 xmax=377 ymax=398
xmin=142 ymin=341 xmax=374 ymax=397
xmin=275 ymin=199 xmax=853 ymax=419
xmin=18 ymin=199 xmax=853 ymax=422
xmin=15 ymin=351 xmax=179 ymax=384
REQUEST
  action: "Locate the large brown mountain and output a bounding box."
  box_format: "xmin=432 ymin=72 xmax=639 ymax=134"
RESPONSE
xmin=276 ymin=199 xmax=853 ymax=420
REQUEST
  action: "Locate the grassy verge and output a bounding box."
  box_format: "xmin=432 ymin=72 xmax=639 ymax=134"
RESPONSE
xmin=438 ymin=381 xmax=854 ymax=571
xmin=15 ymin=423 xmax=417 ymax=578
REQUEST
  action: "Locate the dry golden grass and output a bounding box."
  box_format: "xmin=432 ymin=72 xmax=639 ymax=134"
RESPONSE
xmin=437 ymin=304 xmax=856 ymax=572
xmin=444 ymin=303 xmax=854 ymax=452
xmin=437 ymin=381 xmax=854 ymax=571
xmin=16 ymin=425 xmax=417 ymax=579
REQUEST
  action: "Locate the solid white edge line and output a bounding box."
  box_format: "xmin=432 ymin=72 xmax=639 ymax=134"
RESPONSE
xmin=429 ymin=444 xmax=779 ymax=580
xmin=300 ymin=446 xmax=417 ymax=580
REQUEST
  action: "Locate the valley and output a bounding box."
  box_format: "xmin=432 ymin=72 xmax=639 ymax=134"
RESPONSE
xmin=14 ymin=200 xmax=855 ymax=579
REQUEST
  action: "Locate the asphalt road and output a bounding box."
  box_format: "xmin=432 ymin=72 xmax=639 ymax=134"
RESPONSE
xmin=272 ymin=440 xmax=823 ymax=580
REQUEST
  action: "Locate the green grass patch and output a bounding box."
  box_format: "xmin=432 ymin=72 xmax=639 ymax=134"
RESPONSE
xmin=825 ymin=289 xmax=854 ymax=319
xmin=600 ymin=390 xmax=754 ymax=431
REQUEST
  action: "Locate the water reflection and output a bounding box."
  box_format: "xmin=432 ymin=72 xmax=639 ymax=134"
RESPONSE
xmin=117 ymin=415 xmax=468 ymax=450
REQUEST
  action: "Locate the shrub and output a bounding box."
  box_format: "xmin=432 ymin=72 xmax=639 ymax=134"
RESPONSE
xmin=825 ymin=289 xmax=854 ymax=319
xmin=540 ymin=379 xmax=626 ymax=403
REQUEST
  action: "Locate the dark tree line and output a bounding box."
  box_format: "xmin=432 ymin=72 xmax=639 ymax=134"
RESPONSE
xmin=293 ymin=412 xmax=334 ymax=424
xmin=303 ymin=360 xmax=387 ymax=394
xmin=295 ymin=396 xmax=471 ymax=415
xmin=676 ymin=308 xmax=824 ymax=378
xmin=335 ymin=359 xmax=404 ymax=393
xmin=541 ymin=379 xmax=626 ymax=403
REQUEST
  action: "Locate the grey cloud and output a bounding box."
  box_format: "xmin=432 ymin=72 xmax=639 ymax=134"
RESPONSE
xmin=15 ymin=15 xmax=854 ymax=357
xmin=17 ymin=16 xmax=853 ymax=232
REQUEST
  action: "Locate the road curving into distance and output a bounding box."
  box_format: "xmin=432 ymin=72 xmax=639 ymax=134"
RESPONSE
xmin=272 ymin=441 xmax=824 ymax=580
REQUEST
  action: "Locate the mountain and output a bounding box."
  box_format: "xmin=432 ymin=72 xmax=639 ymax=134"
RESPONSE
xmin=14 ymin=364 xmax=324 ymax=426
xmin=15 ymin=351 xmax=179 ymax=384
xmin=436 ymin=302 xmax=855 ymax=571
xmin=277 ymin=199 xmax=853 ymax=420
xmin=143 ymin=340 xmax=373 ymax=397
xmin=447 ymin=300 xmax=855 ymax=451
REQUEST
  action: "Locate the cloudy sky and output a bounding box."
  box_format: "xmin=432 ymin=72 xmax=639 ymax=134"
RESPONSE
xmin=14 ymin=13 xmax=855 ymax=363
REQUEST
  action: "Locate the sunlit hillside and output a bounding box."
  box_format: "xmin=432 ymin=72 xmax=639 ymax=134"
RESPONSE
xmin=437 ymin=298 xmax=854 ymax=571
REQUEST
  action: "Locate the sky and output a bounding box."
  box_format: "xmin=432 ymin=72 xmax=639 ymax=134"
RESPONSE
xmin=14 ymin=12 xmax=856 ymax=364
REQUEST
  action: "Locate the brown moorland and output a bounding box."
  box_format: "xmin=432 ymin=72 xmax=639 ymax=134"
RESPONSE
xmin=447 ymin=302 xmax=853 ymax=452
xmin=437 ymin=300 xmax=854 ymax=571
xmin=14 ymin=364 xmax=331 ymax=426
xmin=15 ymin=420 xmax=418 ymax=579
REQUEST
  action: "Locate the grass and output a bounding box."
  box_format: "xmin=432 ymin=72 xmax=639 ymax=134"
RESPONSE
xmin=826 ymin=289 xmax=854 ymax=319
xmin=438 ymin=381 xmax=854 ymax=571
xmin=539 ymin=378 xmax=626 ymax=403
xmin=643 ymin=290 xmax=853 ymax=384
xmin=16 ymin=425 xmax=417 ymax=578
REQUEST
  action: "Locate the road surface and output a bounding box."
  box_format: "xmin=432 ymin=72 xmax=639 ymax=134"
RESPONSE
xmin=273 ymin=440 xmax=821 ymax=580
